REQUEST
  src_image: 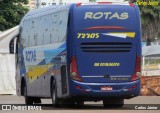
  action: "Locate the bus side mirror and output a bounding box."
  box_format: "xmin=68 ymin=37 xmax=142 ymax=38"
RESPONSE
xmin=9 ymin=37 xmax=16 ymax=54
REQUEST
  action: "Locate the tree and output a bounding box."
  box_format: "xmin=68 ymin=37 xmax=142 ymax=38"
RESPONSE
xmin=129 ymin=0 xmax=160 ymax=45
xmin=139 ymin=0 xmax=160 ymax=45
xmin=0 ymin=0 xmax=29 ymax=31
xmin=158 ymin=32 xmax=160 ymax=38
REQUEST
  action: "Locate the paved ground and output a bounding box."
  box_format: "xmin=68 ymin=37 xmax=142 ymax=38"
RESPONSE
xmin=0 ymin=95 xmax=159 ymax=113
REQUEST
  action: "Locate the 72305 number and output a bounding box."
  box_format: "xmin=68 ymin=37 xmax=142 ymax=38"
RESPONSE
xmin=77 ymin=33 xmax=99 ymax=39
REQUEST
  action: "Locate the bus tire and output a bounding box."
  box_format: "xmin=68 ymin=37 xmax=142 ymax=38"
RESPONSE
xmin=24 ymin=85 xmax=34 ymax=105
xmin=34 ymin=98 xmax=41 ymax=104
xmin=61 ymin=99 xmax=75 ymax=107
xmin=51 ymin=80 xmax=59 ymax=107
xmin=103 ymin=98 xmax=124 ymax=108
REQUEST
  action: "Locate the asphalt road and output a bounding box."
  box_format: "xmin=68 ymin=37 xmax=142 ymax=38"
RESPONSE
xmin=0 ymin=95 xmax=159 ymax=113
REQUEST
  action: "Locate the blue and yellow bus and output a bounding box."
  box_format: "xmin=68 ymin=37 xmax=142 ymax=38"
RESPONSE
xmin=16 ymin=2 xmax=142 ymax=107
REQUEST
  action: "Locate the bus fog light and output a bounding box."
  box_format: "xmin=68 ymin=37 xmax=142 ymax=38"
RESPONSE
xmin=136 ymin=72 xmax=141 ymax=77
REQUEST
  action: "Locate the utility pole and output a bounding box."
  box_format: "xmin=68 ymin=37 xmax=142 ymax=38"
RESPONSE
xmin=36 ymin=0 xmax=41 ymax=8
xmin=60 ymin=0 xmax=62 ymax=5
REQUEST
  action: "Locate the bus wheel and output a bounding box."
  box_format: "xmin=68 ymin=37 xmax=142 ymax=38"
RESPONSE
xmin=60 ymin=99 xmax=75 ymax=107
xmin=34 ymin=98 xmax=41 ymax=104
xmin=24 ymin=86 xmax=34 ymax=105
xmin=51 ymin=81 xmax=59 ymax=107
xmin=103 ymin=99 xmax=124 ymax=108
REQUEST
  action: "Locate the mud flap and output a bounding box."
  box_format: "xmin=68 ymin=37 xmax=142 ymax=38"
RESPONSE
xmin=61 ymin=65 xmax=68 ymax=95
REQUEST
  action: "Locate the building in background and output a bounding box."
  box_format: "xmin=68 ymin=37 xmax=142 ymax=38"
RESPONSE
xmin=37 ymin=0 xmax=89 ymax=8
xmin=23 ymin=0 xmax=37 ymax=10
xmin=36 ymin=0 xmax=124 ymax=8
xmin=0 ymin=26 xmax=19 ymax=95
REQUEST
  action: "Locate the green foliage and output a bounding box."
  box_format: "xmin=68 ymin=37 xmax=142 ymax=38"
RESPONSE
xmin=0 ymin=0 xmax=29 ymax=31
xmin=138 ymin=0 xmax=160 ymax=45
xmin=138 ymin=0 xmax=160 ymax=25
xmin=127 ymin=0 xmax=160 ymax=45
xmin=158 ymin=32 xmax=160 ymax=38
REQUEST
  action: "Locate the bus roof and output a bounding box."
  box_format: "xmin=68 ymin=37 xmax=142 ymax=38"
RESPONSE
xmin=20 ymin=2 xmax=137 ymax=24
xmin=77 ymin=2 xmax=133 ymax=6
xmin=21 ymin=5 xmax=70 ymax=22
xmin=23 ymin=1 xmax=133 ymax=18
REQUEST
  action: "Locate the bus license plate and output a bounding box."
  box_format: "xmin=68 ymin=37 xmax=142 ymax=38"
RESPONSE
xmin=101 ymin=86 xmax=113 ymax=91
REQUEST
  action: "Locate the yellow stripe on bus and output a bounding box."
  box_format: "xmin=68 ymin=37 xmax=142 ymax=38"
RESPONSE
xmin=109 ymin=32 xmax=135 ymax=38
xmin=27 ymin=65 xmax=54 ymax=83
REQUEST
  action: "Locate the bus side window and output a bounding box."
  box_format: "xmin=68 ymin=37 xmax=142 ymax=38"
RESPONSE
xmin=28 ymin=36 xmax=30 ymax=47
xmin=42 ymin=17 xmax=46 ymax=45
xmin=51 ymin=13 xmax=59 ymax=43
xmin=30 ymin=19 xmax=35 ymax=46
xmin=47 ymin=14 xmax=52 ymax=44
xmin=21 ymin=21 xmax=27 ymax=47
xmin=34 ymin=18 xmax=38 ymax=46
xmin=45 ymin=15 xmax=52 ymax=45
xmin=37 ymin=17 xmax=43 ymax=46
xmin=52 ymin=13 xmax=58 ymax=23
xmin=25 ymin=20 xmax=30 ymax=47
xmin=34 ymin=33 xmax=38 ymax=46
xmin=58 ymin=11 xmax=68 ymax=42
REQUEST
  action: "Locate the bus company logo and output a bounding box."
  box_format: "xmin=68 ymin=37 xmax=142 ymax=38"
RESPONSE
xmin=136 ymin=0 xmax=159 ymax=6
xmin=1 ymin=105 xmax=42 ymax=110
xmin=2 ymin=105 xmax=12 ymax=110
xmin=25 ymin=50 xmax=36 ymax=62
xmin=84 ymin=12 xmax=128 ymax=20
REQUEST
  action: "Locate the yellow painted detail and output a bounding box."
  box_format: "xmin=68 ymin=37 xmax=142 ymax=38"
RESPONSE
xmin=27 ymin=65 xmax=53 ymax=83
xmin=94 ymin=63 xmax=100 ymax=67
xmin=110 ymin=32 xmax=135 ymax=38
xmin=94 ymin=62 xmax=120 ymax=67
xmin=77 ymin=33 xmax=99 ymax=39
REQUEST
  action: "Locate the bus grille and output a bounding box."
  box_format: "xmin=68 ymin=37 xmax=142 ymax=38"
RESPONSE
xmin=80 ymin=42 xmax=132 ymax=53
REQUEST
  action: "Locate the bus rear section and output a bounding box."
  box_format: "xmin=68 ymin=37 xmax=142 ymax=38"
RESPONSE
xmin=68 ymin=3 xmax=141 ymax=105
